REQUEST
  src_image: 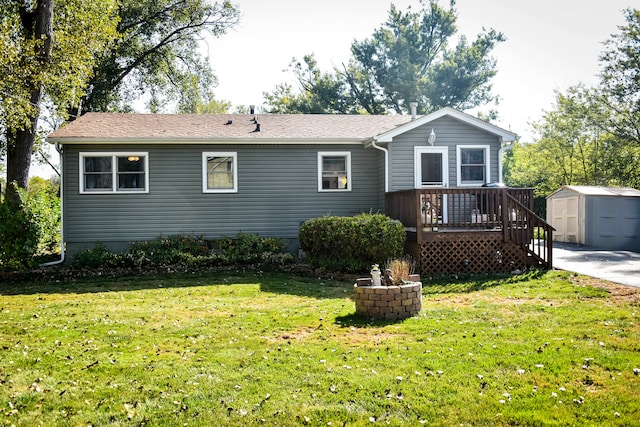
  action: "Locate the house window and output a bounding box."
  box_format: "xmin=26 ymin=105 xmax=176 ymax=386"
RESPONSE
xmin=457 ymin=145 xmax=490 ymax=186
xmin=80 ymin=153 xmax=148 ymax=193
xmin=203 ymin=152 xmax=237 ymax=193
xmin=318 ymin=152 xmax=351 ymax=191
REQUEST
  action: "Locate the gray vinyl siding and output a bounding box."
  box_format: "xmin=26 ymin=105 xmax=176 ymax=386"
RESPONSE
xmin=63 ymin=143 xmax=384 ymax=255
xmin=388 ymin=116 xmax=501 ymax=191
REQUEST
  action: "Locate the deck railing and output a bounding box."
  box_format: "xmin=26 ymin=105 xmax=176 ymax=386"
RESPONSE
xmin=385 ymin=187 xmax=553 ymax=269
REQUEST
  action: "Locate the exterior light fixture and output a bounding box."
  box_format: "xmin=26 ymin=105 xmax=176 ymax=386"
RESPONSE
xmin=428 ymin=129 xmax=436 ymax=145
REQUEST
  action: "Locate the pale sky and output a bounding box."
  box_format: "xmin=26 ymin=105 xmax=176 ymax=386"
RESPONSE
xmin=31 ymin=0 xmax=633 ymax=178
xmin=206 ymin=0 xmax=633 ymax=141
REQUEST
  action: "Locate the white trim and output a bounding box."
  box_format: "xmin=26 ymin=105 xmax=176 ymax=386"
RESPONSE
xmin=202 ymin=152 xmax=238 ymax=193
xmin=414 ymin=146 xmax=449 ymax=188
xmin=79 ymin=152 xmax=149 ymax=194
xmin=456 ymin=145 xmax=490 ymax=187
xmin=318 ymin=151 xmax=352 ymax=192
xmin=376 ymin=107 xmax=518 ymax=143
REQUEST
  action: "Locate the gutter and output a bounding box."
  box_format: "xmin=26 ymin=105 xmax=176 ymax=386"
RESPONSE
xmin=371 ymin=139 xmax=389 ymax=193
xmin=40 ymin=142 xmax=65 ymax=267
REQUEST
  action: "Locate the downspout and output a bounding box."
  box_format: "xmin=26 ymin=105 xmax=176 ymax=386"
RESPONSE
xmin=498 ymin=140 xmax=514 ymax=185
xmin=371 ymin=139 xmax=389 ymax=193
xmin=40 ymin=142 xmax=65 ymax=266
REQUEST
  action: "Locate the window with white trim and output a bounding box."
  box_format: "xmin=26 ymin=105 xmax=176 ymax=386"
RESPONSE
xmin=203 ymin=152 xmax=237 ymax=193
xmin=80 ymin=153 xmax=148 ymax=193
xmin=457 ymin=145 xmax=490 ymax=186
xmin=318 ymin=152 xmax=351 ymax=191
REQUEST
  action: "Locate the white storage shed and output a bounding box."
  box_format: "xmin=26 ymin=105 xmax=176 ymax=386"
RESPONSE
xmin=547 ymin=186 xmax=640 ymax=252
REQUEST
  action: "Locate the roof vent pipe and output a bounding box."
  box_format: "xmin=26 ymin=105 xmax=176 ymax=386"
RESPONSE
xmin=250 ymin=105 xmax=255 ymax=115
xmin=410 ymin=102 xmax=418 ymax=120
xmin=254 ymin=123 xmax=261 ymax=132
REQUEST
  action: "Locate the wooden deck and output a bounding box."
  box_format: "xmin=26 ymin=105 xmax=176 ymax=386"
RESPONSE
xmin=385 ymin=188 xmax=553 ymax=275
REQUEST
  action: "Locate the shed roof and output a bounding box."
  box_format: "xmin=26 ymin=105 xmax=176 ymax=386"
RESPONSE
xmin=47 ymin=113 xmax=413 ymax=143
xmin=548 ymin=185 xmax=640 ymax=198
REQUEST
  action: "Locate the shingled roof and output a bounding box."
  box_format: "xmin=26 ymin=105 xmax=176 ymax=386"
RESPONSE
xmin=47 ymin=113 xmax=413 ymax=142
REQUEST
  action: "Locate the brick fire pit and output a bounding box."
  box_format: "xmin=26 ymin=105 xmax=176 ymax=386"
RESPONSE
xmin=353 ymin=281 xmax=422 ymax=320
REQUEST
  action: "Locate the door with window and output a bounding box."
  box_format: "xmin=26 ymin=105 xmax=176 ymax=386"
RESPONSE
xmin=414 ymin=147 xmax=448 ymax=187
xmin=414 ymin=147 xmax=448 ymax=225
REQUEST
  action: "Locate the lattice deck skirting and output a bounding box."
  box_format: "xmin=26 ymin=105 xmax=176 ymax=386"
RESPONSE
xmin=406 ymin=231 xmax=528 ymax=276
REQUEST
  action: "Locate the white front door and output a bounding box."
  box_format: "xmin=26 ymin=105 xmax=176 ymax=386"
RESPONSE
xmin=414 ymin=147 xmax=448 ymax=224
xmin=414 ymin=146 xmax=449 ymax=188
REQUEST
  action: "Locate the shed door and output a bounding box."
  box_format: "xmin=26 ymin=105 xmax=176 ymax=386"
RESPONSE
xmin=551 ymin=196 xmax=580 ymax=243
xmin=590 ymin=198 xmax=639 ymax=251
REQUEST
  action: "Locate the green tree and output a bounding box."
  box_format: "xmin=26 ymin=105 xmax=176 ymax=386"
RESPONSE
xmin=178 ymin=98 xmax=233 ymax=114
xmin=264 ymin=0 xmax=504 ymax=115
xmin=27 ymin=176 xmax=61 ymax=255
xmin=597 ymin=7 xmax=640 ymax=188
xmin=0 ymin=177 xmax=60 ymax=270
xmin=1 ymin=0 xmax=118 ymax=203
xmin=599 ymin=8 xmax=640 ymax=144
xmin=264 ymin=55 xmax=359 ymax=114
xmin=74 ymin=0 xmax=239 ymax=116
xmin=505 ymin=86 xmax=619 ymax=195
xmin=505 ymin=9 xmax=640 ymax=193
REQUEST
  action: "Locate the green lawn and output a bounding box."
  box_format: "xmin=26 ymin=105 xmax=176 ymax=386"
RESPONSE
xmin=1 ymin=270 xmax=639 ymax=426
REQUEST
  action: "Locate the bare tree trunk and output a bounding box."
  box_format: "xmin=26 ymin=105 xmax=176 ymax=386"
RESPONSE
xmin=5 ymin=0 xmax=54 ymax=205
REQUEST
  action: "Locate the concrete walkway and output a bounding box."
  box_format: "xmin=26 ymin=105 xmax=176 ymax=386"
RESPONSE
xmin=552 ymin=242 xmax=640 ymax=288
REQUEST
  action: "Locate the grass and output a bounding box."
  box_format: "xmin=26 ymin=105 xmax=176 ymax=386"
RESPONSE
xmin=1 ymin=269 xmax=639 ymax=426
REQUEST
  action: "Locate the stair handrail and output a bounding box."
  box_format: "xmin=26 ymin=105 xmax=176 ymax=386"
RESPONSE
xmin=503 ymin=191 xmax=555 ymax=269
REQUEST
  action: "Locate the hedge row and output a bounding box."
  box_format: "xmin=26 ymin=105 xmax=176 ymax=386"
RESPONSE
xmin=73 ymin=233 xmax=293 ymax=270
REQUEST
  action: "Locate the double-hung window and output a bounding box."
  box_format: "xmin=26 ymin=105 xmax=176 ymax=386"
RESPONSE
xmin=318 ymin=152 xmax=351 ymax=191
xmin=80 ymin=153 xmax=148 ymax=193
xmin=457 ymin=145 xmax=490 ymax=186
xmin=202 ymin=152 xmax=237 ymax=193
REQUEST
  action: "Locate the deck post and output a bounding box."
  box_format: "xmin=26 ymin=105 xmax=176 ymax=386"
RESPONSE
xmin=501 ymin=189 xmax=509 ymax=242
xmin=416 ymin=191 xmax=423 ymax=245
xmin=547 ymin=229 xmax=553 ymax=269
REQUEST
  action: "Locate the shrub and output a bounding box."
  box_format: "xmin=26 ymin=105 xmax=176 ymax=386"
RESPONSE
xmin=73 ymin=242 xmax=125 ymax=269
xmin=218 ymin=232 xmax=287 ymax=264
xmin=384 ymin=256 xmax=416 ymax=285
xmin=299 ymin=213 xmax=406 ymax=273
xmin=27 ymin=176 xmax=61 ymax=255
xmin=127 ymin=235 xmax=210 ymax=267
xmin=72 ymin=233 xmax=292 ymax=270
xmin=74 ymin=235 xmax=211 ymax=269
xmin=0 ymin=187 xmax=43 ymax=271
xmin=533 ymin=226 xmax=547 ymax=240
xmin=27 ymin=189 xmax=61 ymax=255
